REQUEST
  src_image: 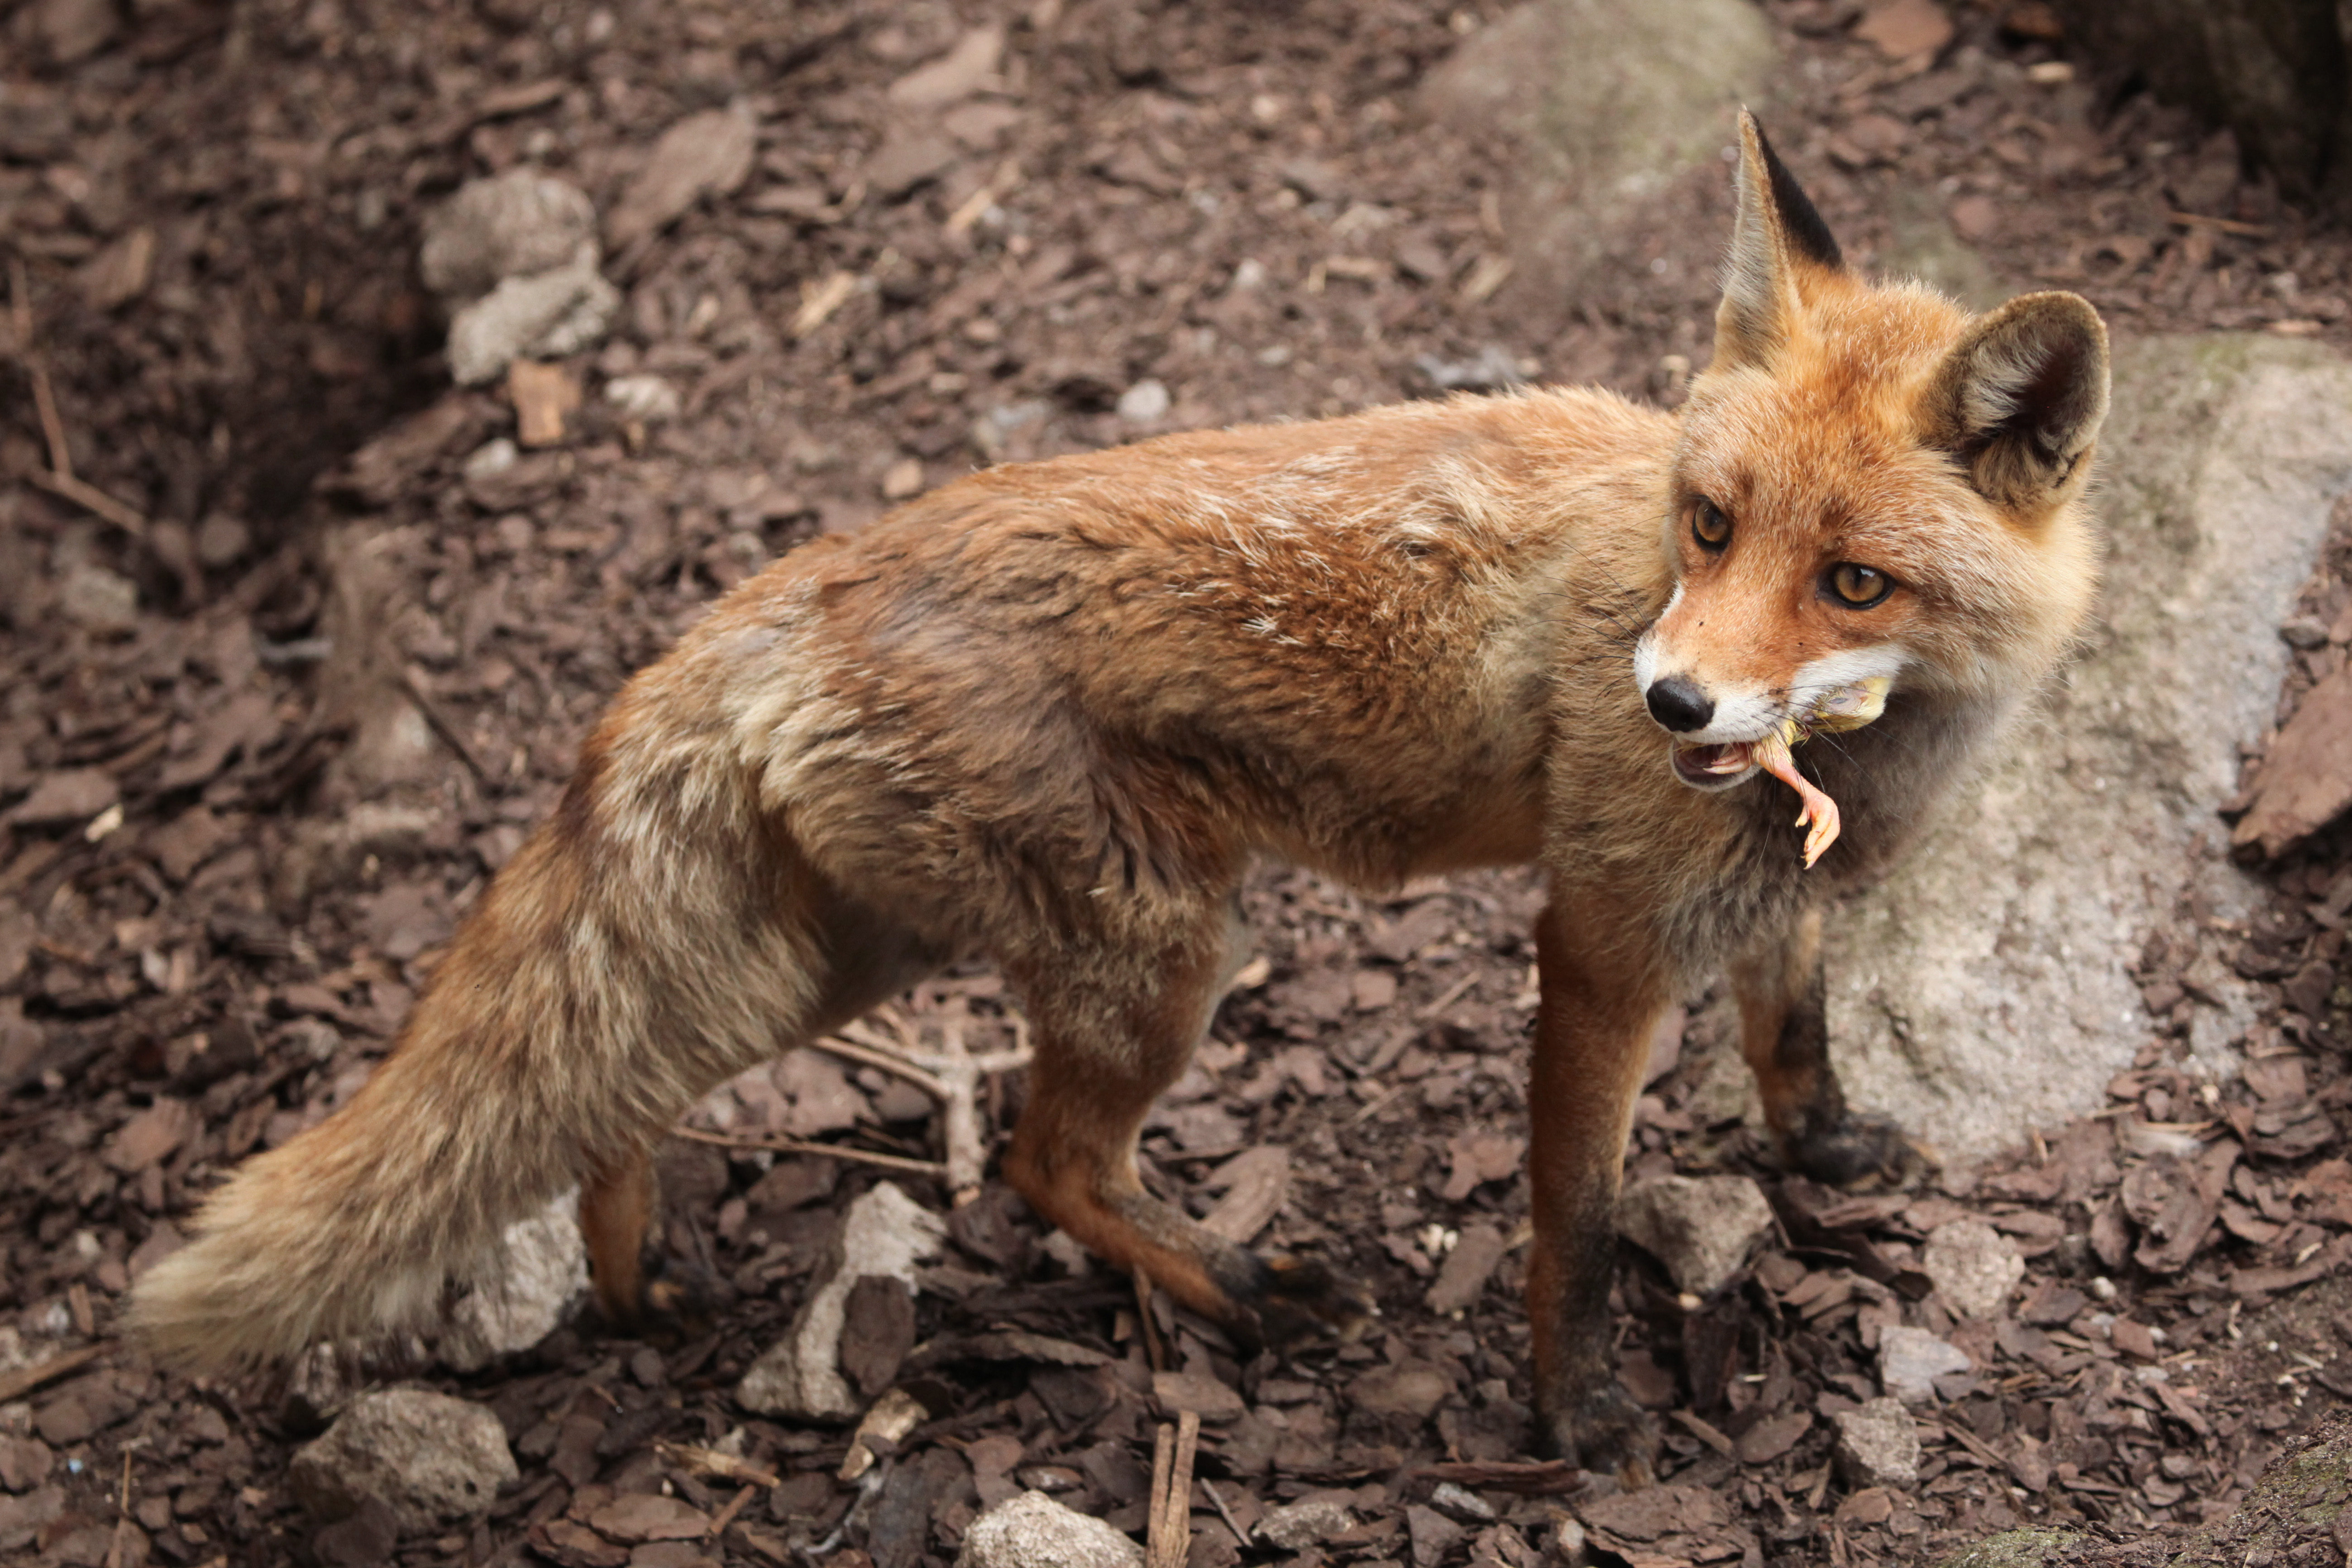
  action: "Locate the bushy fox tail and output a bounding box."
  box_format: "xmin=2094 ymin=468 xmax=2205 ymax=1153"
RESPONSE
xmin=129 ymin=694 xmax=849 ymax=1375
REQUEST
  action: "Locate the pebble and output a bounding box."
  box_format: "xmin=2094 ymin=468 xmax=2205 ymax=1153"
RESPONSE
xmin=1877 ymin=1325 xmax=1972 ymax=1405
xmin=1256 ymin=1496 xmax=1355 ymax=1550
xmin=435 ymin=1194 xmax=588 ymax=1373
xmin=1833 ymin=1397 xmax=1922 ymax=1488
xmin=287 ymin=1388 xmax=518 ymax=1530
xmin=1116 ymin=378 xmax=1171 ymax=423
xmin=956 ymin=1491 xmax=1143 ymax=1568
xmin=1615 ymin=1174 xmax=1776 ymax=1297
xmin=1922 ymin=1218 xmax=2025 ymax=1319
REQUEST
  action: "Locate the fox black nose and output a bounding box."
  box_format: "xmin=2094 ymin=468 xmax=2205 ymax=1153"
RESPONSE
xmin=1645 ymin=675 xmax=1716 ymax=733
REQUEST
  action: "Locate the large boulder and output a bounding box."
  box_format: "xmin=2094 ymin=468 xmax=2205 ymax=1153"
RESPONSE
xmin=1826 ymin=336 xmax=2352 ymax=1162
xmin=1421 ymin=0 xmax=1775 ymax=297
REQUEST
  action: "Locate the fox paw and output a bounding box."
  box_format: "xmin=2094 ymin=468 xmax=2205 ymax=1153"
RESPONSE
xmin=1246 ymin=1256 xmax=1377 ymax=1350
xmin=1540 ymin=1383 xmax=1659 ymax=1487
xmin=612 ymin=1259 xmax=717 ymax=1347
xmin=1788 ymin=1111 xmax=1935 ymax=1191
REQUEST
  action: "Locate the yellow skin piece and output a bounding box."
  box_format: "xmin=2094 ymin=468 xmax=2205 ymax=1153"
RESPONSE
xmin=1716 ymin=675 xmax=1892 ymax=869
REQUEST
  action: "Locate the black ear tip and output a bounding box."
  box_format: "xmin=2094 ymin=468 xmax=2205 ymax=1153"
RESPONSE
xmin=1743 ymin=117 xmax=1845 ymax=273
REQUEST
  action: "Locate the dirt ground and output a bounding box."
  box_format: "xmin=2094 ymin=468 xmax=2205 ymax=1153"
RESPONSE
xmin=6 ymin=1 xmax=2352 ymax=1566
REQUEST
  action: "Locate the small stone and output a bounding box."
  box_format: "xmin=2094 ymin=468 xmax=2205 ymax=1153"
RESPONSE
xmin=1428 ymin=1482 xmax=1496 ymax=1522
xmin=956 ymin=1491 xmax=1143 ymax=1568
xmin=435 ymin=1194 xmax=589 ymax=1373
xmin=287 ymin=1388 xmax=519 ymax=1530
xmin=1116 ymin=379 xmax=1171 ymax=423
xmin=880 ymin=457 xmax=926 ymax=501
xmin=59 ymin=562 xmax=138 ymax=634
xmin=604 ymin=374 xmax=682 ymax=423
xmin=1615 ymin=1174 xmax=1776 ymax=1297
xmin=421 ymin=171 xmax=598 ymax=300
xmin=1921 ymin=1219 xmax=2024 ymax=1319
xmin=738 ymin=1182 xmax=946 ymax=1419
xmin=446 ymin=253 xmax=619 ymax=386
xmin=1255 ymin=1496 xmax=1354 ymax=1550
xmin=195 ymin=513 xmax=251 ymax=568
xmin=1877 ymin=1325 xmax=1971 ymax=1405
xmin=1833 ymin=1397 xmax=1921 ymax=1487
xmin=464 ymin=439 xmax=519 ymax=481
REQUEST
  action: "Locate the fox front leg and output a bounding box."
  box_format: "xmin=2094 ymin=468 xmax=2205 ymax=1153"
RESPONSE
xmin=1730 ymin=905 xmax=1928 ymax=1187
xmin=1525 ymin=900 xmax=1666 ymax=1482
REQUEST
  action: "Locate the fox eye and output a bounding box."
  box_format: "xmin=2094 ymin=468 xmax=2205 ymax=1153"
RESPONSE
xmin=1691 ymin=497 xmax=1731 ymax=552
xmin=1827 ymin=562 xmax=1894 ymax=608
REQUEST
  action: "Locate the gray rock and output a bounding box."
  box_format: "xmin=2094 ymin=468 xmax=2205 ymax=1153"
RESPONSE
xmin=604 ymin=373 xmax=683 ymax=423
xmin=287 ymin=1388 xmax=518 ymax=1530
xmin=1878 ymin=1326 xmax=1971 ymax=1405
xmin=58 ymin=562 xmax=137 ymax=634
xmin=956 ymin=1490 xmax=1144 ymax=1568
xmin=420 ymin=171 xmax=598 ymax=300
xmin=1830 ymin=337 xmax=2352 ymax=1161
xmin=1615 ymin=1174 xmax=1775 ymax=1297
xmin=445 ymin=248 xmax=620 ymax=386
xmin=1833 ymin=1397 xmax=1921 ymax=1488
xmin=421 ymin=170 xmax=617 ymax=384
xmin=1422 ymin=0 xmax=1774 ymax=297
xmin=436 ymin=1193 xmax=589 ymax=1373
xmin=737 ymin=1181 xmax=945 ymax=1419
xmin=1920 ymin=1219 xmax=2024 ymax=1321
xmin=1256 ymin=1496 xmax=1356 ymax=1551
xmin=1115 ymin=378 xmax=1170 ymax=423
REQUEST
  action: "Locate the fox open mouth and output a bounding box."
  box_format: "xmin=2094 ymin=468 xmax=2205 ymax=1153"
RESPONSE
xmin=1670 ymin=740 xmax=1761 ymax=788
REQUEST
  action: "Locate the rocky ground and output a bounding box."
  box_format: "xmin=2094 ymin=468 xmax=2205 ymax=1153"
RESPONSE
xmin=6 ymin=1 xmax=2352 ymax=1567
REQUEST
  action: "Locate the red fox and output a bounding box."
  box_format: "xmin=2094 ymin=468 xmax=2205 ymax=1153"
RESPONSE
xmin=130 ymin=114 xmax=2106 ymax=1478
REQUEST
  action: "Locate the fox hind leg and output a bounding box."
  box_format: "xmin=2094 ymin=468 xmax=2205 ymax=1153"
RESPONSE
xmin=1000 ymin=903 xmax=1371 ymax=1350
xmin=1731 ymin=906 xmax=1928 ymax=1187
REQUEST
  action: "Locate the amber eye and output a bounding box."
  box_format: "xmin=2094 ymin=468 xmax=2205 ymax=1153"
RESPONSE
xmin=1691 ymin=497 xmax=1731 ymax=552
xmin=1827 ymin=562 xmax=1894 ymax=608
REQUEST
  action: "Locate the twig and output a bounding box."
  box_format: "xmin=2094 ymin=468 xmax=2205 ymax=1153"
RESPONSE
xmin=1133 ymin=1266 xmax=1167 ymax=1373
xmin=669 ymin=1123 xmax=947 ymax=1178
xmin=813 ymin=1031 xmax=950 ymax=1099
xmin=654 ymin=1439 xmax=780 ymax=1489
xmin=0 ymin=1343 xmax=104 ymax=1404
xmin=1199 ymin=1476 xmax=1247 ymax=1545
xmin=707 ymin=1482 xmax=758 ymax=1538
xmin=105 ymin=1442 xmax=140 ymax=1568
xmin=397 ymin=669 xmax=491 ymax=787
xmin=10 ymin=260 xmax=148 ymax=540
xmin=1146 ymin=1412 xmax=1200 ymax=1568
xmin=2168 ymin=209 xmax=2269 ymax=237
xmin=831 ymin=1008 xmax=1031 ymax=1200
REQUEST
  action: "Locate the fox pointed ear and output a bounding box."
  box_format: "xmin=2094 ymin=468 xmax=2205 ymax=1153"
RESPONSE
xmin=1713 ymin=111 xmax=1845 ymax=370
xmin=1921 ymin=291 xmax=2110 ymax=510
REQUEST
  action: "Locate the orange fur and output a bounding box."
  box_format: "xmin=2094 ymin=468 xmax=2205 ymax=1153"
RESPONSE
xmin=130 ymin=116 xmax=2107 ymax=1476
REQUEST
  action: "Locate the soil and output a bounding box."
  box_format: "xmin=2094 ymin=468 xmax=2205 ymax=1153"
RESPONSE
xmin=5 ymin=2 xmax=2352 ymax=1567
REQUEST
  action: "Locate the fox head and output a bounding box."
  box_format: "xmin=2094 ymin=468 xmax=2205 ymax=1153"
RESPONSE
xmin=1635 ymin=111 xmax=2108 ymax=792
